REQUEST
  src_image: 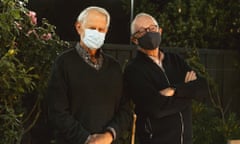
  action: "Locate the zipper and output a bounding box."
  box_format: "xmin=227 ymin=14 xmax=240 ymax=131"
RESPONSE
xmin=161 ymin=68 xmax=170 ymax=85
xmin=179 ymin=112 xmax=184 ymax=144
xmin=153 ymin=54 xmax=185 ymax=143
xmin=161 ymin=66 xmax=185 ymax=144
xmin=144 ymin=117 xmax=153 ymax=139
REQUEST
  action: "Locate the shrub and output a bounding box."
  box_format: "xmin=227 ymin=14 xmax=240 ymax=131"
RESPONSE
xmin=0 ymin=0 xmax=68 ymax=143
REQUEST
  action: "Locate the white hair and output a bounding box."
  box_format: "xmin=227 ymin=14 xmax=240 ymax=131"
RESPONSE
xmin=131 ymin=13 xmax=159 ymax=34
xmin=77 ymin=6 xmax=110 ymax=28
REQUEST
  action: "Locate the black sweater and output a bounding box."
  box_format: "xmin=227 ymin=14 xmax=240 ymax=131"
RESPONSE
xmin=47 ymin=47 xmax=132 ymax=144
xmin=124 ymin=50 xmax=207 ymax=118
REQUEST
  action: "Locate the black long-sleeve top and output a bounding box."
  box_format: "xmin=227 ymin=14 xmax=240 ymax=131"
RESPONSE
xmin=123 ymin=50 xmax=207 ymax=118
xmin=47 ymin=47 xmax=132 ymax=144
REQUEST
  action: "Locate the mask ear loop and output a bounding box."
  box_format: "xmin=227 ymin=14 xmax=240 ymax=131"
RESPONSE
xmin=156 ymin=26 xmax=162 ymax=34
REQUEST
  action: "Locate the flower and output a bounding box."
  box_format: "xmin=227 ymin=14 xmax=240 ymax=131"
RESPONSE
xmin=0 ymin=1 xmax=68 ymax=143
xmin=41 ymin=33 xmax=52 ymax=40
xmin=28 ymin=11 xmax=37 ymax=25
xmin=26 ymin=29 xmax=39 ymax=38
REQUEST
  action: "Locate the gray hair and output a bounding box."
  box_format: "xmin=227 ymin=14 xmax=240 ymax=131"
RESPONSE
xmin=77 ymin=6 xmax=110 ymax=28
xmin=131 ymin=13 xmax=158 ymax=34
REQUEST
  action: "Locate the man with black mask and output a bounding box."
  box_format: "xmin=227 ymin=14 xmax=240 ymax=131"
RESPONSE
xmin=123 ymin=13 xmax=207 ymax=144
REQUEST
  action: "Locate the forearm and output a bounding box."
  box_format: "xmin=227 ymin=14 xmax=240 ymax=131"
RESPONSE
xmin=174 ymin=77 xmax=207 ymax=98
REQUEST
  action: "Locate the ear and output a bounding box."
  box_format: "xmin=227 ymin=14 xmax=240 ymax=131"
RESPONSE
xmin=131 ymin=36 xmax=138 ymax=45
xmin=158 ymin=27 xmax=163 ymax=35
xmin=75 ymin=22 xmax=82 ymax=34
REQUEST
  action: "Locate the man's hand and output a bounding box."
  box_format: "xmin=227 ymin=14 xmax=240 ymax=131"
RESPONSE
xmin=184 ymin=71 xmax=197 ymax=83
xmin=159 ymin=87 xmax=175 ymax=97
xmin=84 ymin=132 xmax=113 ymax=144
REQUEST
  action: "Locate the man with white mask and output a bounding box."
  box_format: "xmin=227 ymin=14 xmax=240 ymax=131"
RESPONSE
xmin=47 ymin=6 xmax=132 ymax=144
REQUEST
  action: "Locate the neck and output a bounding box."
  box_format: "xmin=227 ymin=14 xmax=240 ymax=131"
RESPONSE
xmin=139 ymin=48 xmax=164 ymax=62
xmin=139 ymin=48 xmax=159 ymax=57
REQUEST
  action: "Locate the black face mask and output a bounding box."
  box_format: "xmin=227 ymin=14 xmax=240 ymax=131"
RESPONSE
xmin=137 ymin=32 xmax=161 ymax=50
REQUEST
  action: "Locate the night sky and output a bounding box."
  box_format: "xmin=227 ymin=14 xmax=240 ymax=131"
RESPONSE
xmin=28 ymin=0 xmax=131 ymax=44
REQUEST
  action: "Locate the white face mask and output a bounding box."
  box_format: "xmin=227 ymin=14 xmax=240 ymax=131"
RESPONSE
xmin=82 ymin=29 xmax=106 ymax=49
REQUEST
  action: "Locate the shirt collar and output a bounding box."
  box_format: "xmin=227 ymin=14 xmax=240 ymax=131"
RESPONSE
xmin=75 ymin=42 xmax=104 ymax=70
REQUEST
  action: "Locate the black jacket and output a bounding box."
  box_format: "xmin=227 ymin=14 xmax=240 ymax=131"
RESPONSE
xmin=123 ymin=50 xmax=207 ymax=144
xmin=47 ymin=47 xmax=132 ymax=144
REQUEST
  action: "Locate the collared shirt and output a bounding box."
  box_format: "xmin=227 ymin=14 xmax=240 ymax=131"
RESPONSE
xmin=149 ymin=55 xmax=165 ymax=71
xmin=75 ymin=43 xmax=103 ymax=70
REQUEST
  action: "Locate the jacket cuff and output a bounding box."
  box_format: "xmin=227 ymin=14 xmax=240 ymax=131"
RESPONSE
xmin=105 ymin=127 xmax=116 ymax=141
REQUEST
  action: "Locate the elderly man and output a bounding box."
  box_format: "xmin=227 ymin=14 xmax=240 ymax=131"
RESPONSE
xmin=47 ymin=6 xmax=132 ymax=144
xmin=123 ymin=13 xmax=207 ymax=144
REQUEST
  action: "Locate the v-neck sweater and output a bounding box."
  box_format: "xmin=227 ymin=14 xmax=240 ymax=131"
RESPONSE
xmin=47 ymin=47 xmax=129 ymax=144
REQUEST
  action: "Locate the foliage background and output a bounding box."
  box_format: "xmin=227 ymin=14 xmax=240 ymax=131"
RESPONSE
xmin=0 ymin=0 xmax=68 ymax=143
xmin=1 ymin=0 xmax=239 ymax=143
xmin=123 ymin=0 xmax=240 ymax=50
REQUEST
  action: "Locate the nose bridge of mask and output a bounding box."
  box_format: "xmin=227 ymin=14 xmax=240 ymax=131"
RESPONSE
xmin=137 ymin=32 xmax=161 ymax=50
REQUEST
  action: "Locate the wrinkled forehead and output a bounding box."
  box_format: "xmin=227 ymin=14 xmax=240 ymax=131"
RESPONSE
xmin=83 ymin=10 xmax=108 ymax=29
xmin=134 ymin=16 xmax=157 ymax=31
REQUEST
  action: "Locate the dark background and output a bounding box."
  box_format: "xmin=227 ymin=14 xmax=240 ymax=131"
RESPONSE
xmin=27 ymin=0 xmax=131 ymax=44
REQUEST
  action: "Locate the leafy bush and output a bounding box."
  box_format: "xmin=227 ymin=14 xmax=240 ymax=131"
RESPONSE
xmin=192 ymin=101 xmax=240 ymax=144
xmin=124 ymin=0 xmax=240 ymax=50
xmin=0 ymin=0 xmax=68 ymax=143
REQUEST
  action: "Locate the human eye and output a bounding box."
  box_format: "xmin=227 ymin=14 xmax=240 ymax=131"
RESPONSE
xmin=135 ymin=29 xmax=145 ymax=37
xmin=149 ymin=25 xmax=157 ymax=31
xmin=88 ymin=27 xmax=97 ymax=30
xmin=133 ymin=28 xmax=147 ymax=38
xmin=98 ymin=28 xmax=106 ymax=33
xmin=139 ymin=28 xmax=146 ymax=33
